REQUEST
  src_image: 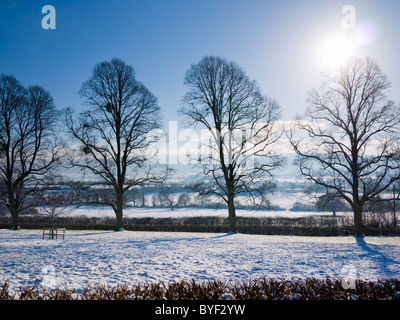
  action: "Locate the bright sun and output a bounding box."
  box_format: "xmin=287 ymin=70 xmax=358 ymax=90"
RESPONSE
xmin=318 ymin=34 xmax=356 ymax=69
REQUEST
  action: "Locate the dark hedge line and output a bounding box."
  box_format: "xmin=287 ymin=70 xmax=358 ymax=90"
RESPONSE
xmin=0 ymin=215 xmax=399 ymax=236
xmin=1 ymin=278 xmax=400 ymax=300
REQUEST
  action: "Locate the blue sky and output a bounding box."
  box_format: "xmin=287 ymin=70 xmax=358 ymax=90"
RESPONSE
xmin=0 ymin=0 xmax=399 ymax=128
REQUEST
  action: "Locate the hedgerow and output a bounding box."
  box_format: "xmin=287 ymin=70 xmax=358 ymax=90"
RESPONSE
xmin=1 ymin=278 xmax=399 ymax=300
xmin=1 ymin=215 xmax=399 ymax=236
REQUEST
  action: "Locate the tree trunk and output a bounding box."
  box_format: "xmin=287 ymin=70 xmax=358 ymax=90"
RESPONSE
xmin=6 ymin=187 xmax=20 ymax=230
xmin=141 ymin=189 xmax=145 ymax=207
xmin=227 ymin=193 xmax=237 ymax=233
xmin=10 ymin=207 xmax=20 ymax=230
xmin=115 ymin=191 xmax=124 ymax=231
xmin=354 ymin=206 xmax=363 ymax=237
xmin=7 ymin=196 xmax=20 ymax=230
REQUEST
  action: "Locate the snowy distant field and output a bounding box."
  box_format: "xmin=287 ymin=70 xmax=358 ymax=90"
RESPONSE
xmin=61 ymin=192 xmax=336 ymax=219
xmin=65 ymin=206 xmax=337 ymax=219
xmin=0 ymin=230 xmax=399 ymax=293
xmin=54 ymin=191 xmax=329 ymax=219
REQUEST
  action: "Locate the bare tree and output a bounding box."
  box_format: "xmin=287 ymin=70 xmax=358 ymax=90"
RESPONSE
xmin=0 ymin=75 xmax=61 ymax=229
xmin=65 ymin=58 xmax=168 ymax=230
xmin=129 ymin=186 xmax=145 ymax=207
xmin=157 ymin=185 xmax=176 ymax=211
xmin=288 ymin=57 xmax=400 ymax=237
xmin=36 ymin=188 xmax=77 ymax=229
xmin=179 ymin=56 xmax=283 ymax=233
xmin=177 ymin=193 xmax=190 ymax=207
xmin=316 ymin=193 xmax=350 ymax=217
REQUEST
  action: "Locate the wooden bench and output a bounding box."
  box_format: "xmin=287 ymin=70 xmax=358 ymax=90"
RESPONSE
xmin=42 ymin=228 xmax=66 ymax=240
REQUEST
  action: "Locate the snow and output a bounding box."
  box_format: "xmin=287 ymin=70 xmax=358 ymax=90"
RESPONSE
xmin=0 ymin=229 xmax=399 ymax=293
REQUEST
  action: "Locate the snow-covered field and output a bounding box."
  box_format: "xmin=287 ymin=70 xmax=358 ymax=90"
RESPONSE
xmin=0 ymin=229 xmax=399 ymax=293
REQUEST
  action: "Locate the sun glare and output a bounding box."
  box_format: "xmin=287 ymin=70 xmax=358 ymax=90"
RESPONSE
xmin=318 ymin=34 xmax=356 ymax=69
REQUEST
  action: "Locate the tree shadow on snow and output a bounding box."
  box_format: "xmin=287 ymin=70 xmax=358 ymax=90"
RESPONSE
xmin=211 ymin=232 xmax=238 ymax=239
xmin=356 ymin=237 xmax=400 ymax=278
